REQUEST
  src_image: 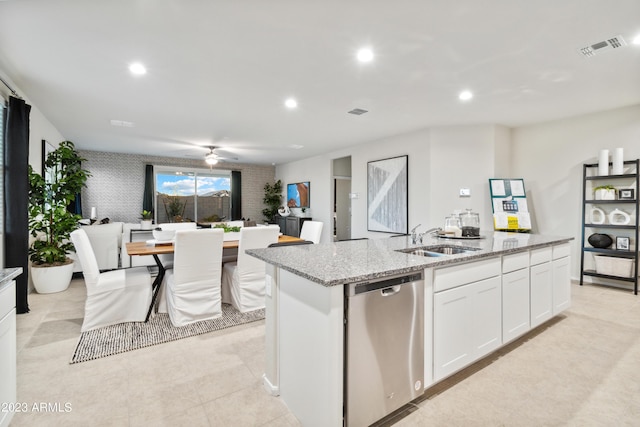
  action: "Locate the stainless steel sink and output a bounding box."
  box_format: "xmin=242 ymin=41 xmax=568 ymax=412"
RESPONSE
xmin=397 ymin=245 xmax=481 ymax=257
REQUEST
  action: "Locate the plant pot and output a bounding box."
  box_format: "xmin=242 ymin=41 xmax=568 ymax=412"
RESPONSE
xmin=141 ymin=219 xmax=153 ymax=230
xmin=31 ymin=260 xmax=74 ymax=294
xmin=594 ymin=189 xmax=616 ymax=200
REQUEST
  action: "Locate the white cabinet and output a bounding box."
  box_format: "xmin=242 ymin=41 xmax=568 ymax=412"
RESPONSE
xmin=530 ymin=261 xmax=553 ymax=328
xmin=502 ymin=267 xmax=530 ymax=343
xmin=552 ymin=244 xmax=571 ymax=314
xmin=433 ymin=273 xmax=501 ymax=382
xmin=529 ymin=247 xmax=553 ymax=328
xmin=0 ymin=280 xmax=16 ymax=427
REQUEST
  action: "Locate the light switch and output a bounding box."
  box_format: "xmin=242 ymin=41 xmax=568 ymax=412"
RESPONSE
xmin=460 ymin=188 xmax=471 ymax=197
xmin=349 ymin=192 xmax=359 ymax=199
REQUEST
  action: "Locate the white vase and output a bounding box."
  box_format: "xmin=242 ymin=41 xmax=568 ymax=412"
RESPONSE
xmin=598 ymin=149 xmax=609 ymax=176
xmin=612 ymin=147 xmax=624 ymax=175
xmin=31 ymin=261 xmax=74 ymax=294
xmin=594 ymin=189 xmax=616 ymax=200
xmin=140 ymin=219 xmax=153 ymax=230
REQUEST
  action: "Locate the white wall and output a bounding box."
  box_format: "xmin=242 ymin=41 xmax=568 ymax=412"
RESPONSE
xmin=276 ymin=125 xmax=510 ymax=242
xmin=512 ymin=104 xmax=640 ymax=278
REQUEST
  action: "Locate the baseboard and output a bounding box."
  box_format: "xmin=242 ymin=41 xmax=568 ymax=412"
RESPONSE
xmin=262 ymin=373 xmax=280 ymax=396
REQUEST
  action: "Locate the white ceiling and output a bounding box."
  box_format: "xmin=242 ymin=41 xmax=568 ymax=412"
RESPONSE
xmin=1 ymin=0 xmax=639 ymax=165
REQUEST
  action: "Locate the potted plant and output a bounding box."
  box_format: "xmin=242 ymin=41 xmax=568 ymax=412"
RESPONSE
xmin=141 ymin=210 xmax=153 ymax=229
xmin=262 ymin=179 xmax=283 ymax=222
xmin=28 ymin=141 xmax=91 ymax=293
xmin=594 ymin=185 xmax=616 ymax=200
xmin=162 ymin=194 xmax=187 ymax=222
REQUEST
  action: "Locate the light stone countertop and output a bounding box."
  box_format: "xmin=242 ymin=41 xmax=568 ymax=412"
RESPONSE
xmin=247 ymin=232 xmax=573 ymax=287
xmin=0 ymin=267 xmax=23 ymax=289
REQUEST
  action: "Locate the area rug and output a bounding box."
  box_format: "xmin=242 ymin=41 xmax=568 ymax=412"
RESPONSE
xmin=70 ymin=304 xmax=264 ymax=364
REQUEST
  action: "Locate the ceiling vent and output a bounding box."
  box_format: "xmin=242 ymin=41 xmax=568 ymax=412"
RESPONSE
xmin=348 ymin=108 xmax=368 ymax=115
xmin=579 ymin=35 xmax=627 ymax=58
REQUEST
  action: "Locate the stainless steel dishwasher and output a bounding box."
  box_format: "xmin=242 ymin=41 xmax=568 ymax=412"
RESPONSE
xmin=345 ymin=272 xmax=424 ymax=427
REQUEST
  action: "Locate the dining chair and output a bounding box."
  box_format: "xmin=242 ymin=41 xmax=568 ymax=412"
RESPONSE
xmin=299 ymin=220 xmax=323 ymax=244
xmin=156 ymin=222 xmax=198 ymax=269
xmin=70 ymin=228 xmax=152 ymax=332
xmin=221 ymin=226 xmax=279 ymax=313
xmin=162 ymin=228 xmax=225 ymax=327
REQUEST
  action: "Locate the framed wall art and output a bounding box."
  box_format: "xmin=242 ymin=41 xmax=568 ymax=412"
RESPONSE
xmin=616 ymin=236 xmax=630 ymax=251
xmin=618 ymin=188 xmax=635 ymax=200
xmin=367 ymin=155 xmax=408 ymax=234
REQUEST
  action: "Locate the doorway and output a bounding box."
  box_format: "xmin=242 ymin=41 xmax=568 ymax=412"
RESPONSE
xmin=333 ymin=156 xmax=351 ymax=241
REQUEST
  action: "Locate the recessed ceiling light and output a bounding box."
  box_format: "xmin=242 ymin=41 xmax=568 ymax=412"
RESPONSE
xmin=633 ymin=34 xmax=640 ymax=45
xmin=357 ymin=48 xmax=374 ymax=63
xmin=285 ymin=98 xmax=298 ymax=109
xmin=129 ymin=62 xmax=147 ymax=75
xmin=289 ymin=144 xmax=304 ymax=149
xmin=459 ymin=90 xmax=473 ymax=101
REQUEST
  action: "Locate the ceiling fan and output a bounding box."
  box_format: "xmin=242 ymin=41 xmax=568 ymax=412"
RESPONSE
xmin=204 ymin=146 xmax=238 ymax=165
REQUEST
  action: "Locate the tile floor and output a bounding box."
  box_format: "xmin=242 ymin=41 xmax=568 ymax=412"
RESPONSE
xmin=10 ymin=278 xmax=640 ymax=426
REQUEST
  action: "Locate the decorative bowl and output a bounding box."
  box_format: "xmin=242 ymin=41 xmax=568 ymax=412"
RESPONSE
xmin=153 ymin=229 xmax=176 ymax=241
xmin=588 ymin=233 xmax=613 ymax=249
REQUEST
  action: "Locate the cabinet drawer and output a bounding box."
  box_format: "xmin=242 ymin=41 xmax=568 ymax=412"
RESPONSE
xmin=434 ymin=257 xmax=501 ymax=293
xmin=502 ymin=251 xmax=529 ymax=273
xmin=0 ymin=281 xmax=16 ymax=319
xmin=552 ymin=243 xmax=570 ymax=260
xmin=530 ymin=247 xmax=552 ymax=266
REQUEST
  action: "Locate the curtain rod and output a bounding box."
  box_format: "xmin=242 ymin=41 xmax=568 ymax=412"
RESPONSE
xmin=0 ymin=75 xmax=20 ymax=98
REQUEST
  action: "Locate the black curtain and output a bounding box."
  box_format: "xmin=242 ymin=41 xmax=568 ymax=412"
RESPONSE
xmin=67 ymin=193 xmax=82 ymax=216
xmin=4 ymin=96 xmax=31 ymax=314
xmin=231 ymin=170 xmax=242 ymax=220
xmin=142 ymin=164 xmax=154 ymax=213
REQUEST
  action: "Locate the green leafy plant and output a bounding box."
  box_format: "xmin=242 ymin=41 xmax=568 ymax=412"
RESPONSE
xmin=594 ymin=185 xmax=616 ymax=191
xmin=213 ymin=223 xmax=241 ymax=233
xmin=141 ymin=210 xmax=153 ymax=220
xmin=162 ymin=194 xmax=187 ymax=222
xmin=262 ymin=179 xmax=283 ymax=222
xmin=28 ymin=141 xmax=91 ymax=265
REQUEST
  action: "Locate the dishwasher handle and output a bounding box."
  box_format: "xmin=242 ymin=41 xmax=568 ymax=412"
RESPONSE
xmin=381 ymin=285 xmax=401 ymax=296
xmin=349 ymin=272 xmax=423 ymax=297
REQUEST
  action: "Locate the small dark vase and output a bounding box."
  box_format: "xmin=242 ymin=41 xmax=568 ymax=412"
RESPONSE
xmin=588 ymin=233 xmax=613 ymax=249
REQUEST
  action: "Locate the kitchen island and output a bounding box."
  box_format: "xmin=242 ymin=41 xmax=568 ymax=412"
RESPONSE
xmin=248 ymin=232 xmax=572 ymax=427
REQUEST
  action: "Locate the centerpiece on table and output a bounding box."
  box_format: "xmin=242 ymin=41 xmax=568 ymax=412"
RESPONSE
xmin=28 ymin=141 xmax=90 ymax=293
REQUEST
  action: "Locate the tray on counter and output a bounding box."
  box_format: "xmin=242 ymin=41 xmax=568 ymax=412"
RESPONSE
xmin=436 ymin=234 xmax=485 ymax=240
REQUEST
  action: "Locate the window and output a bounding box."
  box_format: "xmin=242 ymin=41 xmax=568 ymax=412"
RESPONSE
xmin=154 ymin=166 xmax=231 ymax=223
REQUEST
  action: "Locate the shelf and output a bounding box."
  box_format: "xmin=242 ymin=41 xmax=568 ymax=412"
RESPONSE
xmin=583 ymin=270 xmax=637 ymax=283
xmin=584 ymin=223 xmax=636 ymax=229
xmin=583 ymin=247 xmax=637 ymax=257
xmin=585 ymin=199 xmax=637 ymax=204
xmin=585 ymin=173 xmax=637 ymax=180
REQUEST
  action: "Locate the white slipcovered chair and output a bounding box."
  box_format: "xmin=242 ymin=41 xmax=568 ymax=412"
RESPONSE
xmin=70 ymin=228 xmax=152 ymax=332
xmin=299 ymin=220 xmax=323 ymax=244
xmin=222 ymin=226 xmax=279 ymax=313
xmin=163 ymin=228 xmax=225 ymax=327
xmin=156 ymin=222 xmax=198 ymax=268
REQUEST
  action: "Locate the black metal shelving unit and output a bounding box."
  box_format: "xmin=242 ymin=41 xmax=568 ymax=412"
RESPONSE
xmin=580 ymin=159 xmax=639 ymax=294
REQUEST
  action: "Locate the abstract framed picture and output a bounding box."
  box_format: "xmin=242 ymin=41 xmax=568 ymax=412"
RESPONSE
xmin=367 ymin=155 xmax=408 ymax=234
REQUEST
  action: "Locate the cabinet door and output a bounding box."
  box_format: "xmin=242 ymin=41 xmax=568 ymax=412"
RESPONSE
xmin=276 ymin=216 xmax=287 ymax=234
xmin=0 ymin=308 xmax=16 ymax=427
xmin=552 ymin=256 xmax=571 ymax=314
xmin=471 ymin=276 xmax=502 ymax=359
xmin=530 ymin=262 xmax=553 ymax=328
xmin=433 ymin=284 xmax=473 ymax=382
xmin=433 ymin=276 xmax=501 ymax=381
xmin=502 ymin=268 xmax=530 ymax=343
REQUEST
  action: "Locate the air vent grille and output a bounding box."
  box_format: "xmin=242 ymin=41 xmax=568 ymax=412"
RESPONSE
xmin=579 ymin=35 xmax=626 ymax=58
xmin=348 ymin=108 xmax=368 ymax=115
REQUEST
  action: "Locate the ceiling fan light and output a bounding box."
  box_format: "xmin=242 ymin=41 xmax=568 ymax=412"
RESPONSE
xmin=205 ymin=153 xmax=218 ymax=165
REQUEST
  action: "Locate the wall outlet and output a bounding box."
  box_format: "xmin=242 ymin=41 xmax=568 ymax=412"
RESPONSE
xmin=459 ymin=188 xmax=471 ymax=197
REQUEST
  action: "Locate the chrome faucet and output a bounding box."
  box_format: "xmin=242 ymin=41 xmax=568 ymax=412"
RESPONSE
xmin=410 ymin=224 xmax=422 ymax=244
xmin=411 ymin=226 xmax=441 ymax=245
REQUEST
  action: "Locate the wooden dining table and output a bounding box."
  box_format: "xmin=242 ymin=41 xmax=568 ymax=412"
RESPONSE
xmin=126 ymin=234 xmax=305 ymax=321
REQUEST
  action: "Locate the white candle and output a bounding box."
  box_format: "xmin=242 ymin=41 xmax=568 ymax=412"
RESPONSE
xmin=598 ymin=149 xmax=609 ymax=176
xmin=90 ymin=207 xmax=97 ymax=219
xmin=612 ymin=147 xmax=624 ymax=175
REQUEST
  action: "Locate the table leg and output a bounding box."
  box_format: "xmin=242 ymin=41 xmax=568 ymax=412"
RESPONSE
xmin=145 ymin=254 xmax=166 ymax=322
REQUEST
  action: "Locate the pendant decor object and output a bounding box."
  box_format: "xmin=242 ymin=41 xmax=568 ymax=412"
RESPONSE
xmin=612 ymin=147 xmax=624 ymax=175
xmin=598 ymin=149 xmax=609 ymax=176
xmin=609 ymin=208 xmax=631 ymax=225
xmin=590 ymin=207 xmax=605 ymax=224
xmin=588 ymin=233 xmax=613 ymax=249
